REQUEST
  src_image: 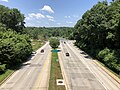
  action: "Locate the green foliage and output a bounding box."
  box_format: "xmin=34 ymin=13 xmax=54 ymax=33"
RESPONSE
xmin=0 ymin=5 xmax=32 ymax=72
xmin=74 ymin=0 xmax=120 ymax=74
xmin=32 ymin=40 xmax=44 ymax=51
xmin=98 ymin=48 xmax=116 ymax=64
xmin=98 ymin=48 xmax=120 ymax=73
xmin=24 ymin=27 xmax=74 ymax=39
xmin=0 ymin=23 xmax=7 ymax=32
xmin=98 ymin=48 xmax=110 ymax=59
xmin=0 ymin=69 xmax=14 ymax=83
xmin=0 ymin=31 xmax=32 ymax=68
xmin=49 ymin=37 xmax=60 ymax=49
xmin=0 ymin=64 xmax=6 ymax=73
xmin=0 ymin=5 xmax=25 ymax=33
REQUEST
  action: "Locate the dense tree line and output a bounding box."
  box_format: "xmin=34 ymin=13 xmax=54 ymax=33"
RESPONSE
xmin=0 ymin=5 xmax=32 ymax=72
xmin=74 ymin=0 xmax=120 ymax=74
xmin=24 ymin=27 xmax=74 ymax=40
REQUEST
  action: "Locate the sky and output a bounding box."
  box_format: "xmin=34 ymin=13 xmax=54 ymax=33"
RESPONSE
xmin=0 ymin=0 xmax=112 ymax=27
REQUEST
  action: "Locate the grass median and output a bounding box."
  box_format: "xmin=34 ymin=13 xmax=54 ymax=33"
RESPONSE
xmin=49 ymin=51 xmax=66 ymax=90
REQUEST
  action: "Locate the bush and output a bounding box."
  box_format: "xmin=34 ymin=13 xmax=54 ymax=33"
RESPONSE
xmin=98 ymin=48 xmax=120 ymax=74
xmin=98 ymin=48 xmax=110 ymax=59
xmin=0 ymin=31 xmax=32 ymax=68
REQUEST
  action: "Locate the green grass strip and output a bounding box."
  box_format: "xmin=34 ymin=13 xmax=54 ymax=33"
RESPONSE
xmin=49 ymin=51 xmax=66 ymax=90
xmin=0 ymin=69 xmax=14 ymax=85
xmin=32 ymin=40 xmax=44 ymax=51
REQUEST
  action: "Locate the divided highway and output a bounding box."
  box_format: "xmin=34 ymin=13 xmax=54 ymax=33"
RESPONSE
xmin=0 ymin=40 xmax=120 ymax=90
xmin=0 ymin=42 xmax=51 ymax=90
xmin=59 ymin=40 xmax=120 ymax=90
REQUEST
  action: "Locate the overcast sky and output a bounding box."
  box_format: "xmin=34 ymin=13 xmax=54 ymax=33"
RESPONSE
xmin=0 ymin=0 xmax=112 ymax=27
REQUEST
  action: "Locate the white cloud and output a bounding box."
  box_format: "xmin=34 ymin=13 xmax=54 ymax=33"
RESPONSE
xmin=49 ymin=19 xmax=55 ymax=22
xmin=25 ymin=17 xmax=30 ymax=20
xmin=28 ymin=13 xmax=45 ymax=19
xmin=65 ymin=16 xmax=71 ymax=18
xmin=46 ymin=15 xmax=54 ymax=19
xmin=46 ymin=15 xmax=55 ymax=22
xmin=66 ymin=21 xmax=73 ymax=24
xmin=41 ymin=5 xmax=54 ymax=13
xmin=0 ymin=0 xmax=8 ymax=2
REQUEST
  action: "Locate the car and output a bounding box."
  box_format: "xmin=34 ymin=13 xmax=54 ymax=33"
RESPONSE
xmin=66 ymin=53 xmax=69 ymax=56
xmin=32 ymin=51 xmax=36 ymax=54
xmin=80 ymin=51 xmax=86 ymax=55
xmin=84 ymin=55 xmax=91 ymax=59
xmin=41 ymin=49 xmax=44 ymax=53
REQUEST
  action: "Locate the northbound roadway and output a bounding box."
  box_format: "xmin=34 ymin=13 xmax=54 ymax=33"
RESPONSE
xmin=59 ymin=40 xmax=120 ymax=90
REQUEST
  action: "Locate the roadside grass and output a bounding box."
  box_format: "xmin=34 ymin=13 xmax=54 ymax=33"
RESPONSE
xmin=32 ymin=40 xmax=45 ymax=51
xmin=0 ymin=69 xmax=14 ymax=85
xmin=49 ymin=51 xmax=66 ymax=90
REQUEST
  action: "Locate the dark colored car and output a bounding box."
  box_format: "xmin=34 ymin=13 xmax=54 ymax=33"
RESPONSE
xmin=84 ymin=55 xmax=91 ymax=59
xmin=80 ymin=51 xmax=86 ymax=55
xmin=66 ymin=53 xmax=69 ymax=56
xmin=41 ymin=49 xmax=44 ymax=53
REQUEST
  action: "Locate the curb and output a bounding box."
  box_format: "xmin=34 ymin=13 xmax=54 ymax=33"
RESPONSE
xmin=58 ymin=52 xmax=71 ymax=90
xmin=93 ymin=60 xmax=120 ymax=84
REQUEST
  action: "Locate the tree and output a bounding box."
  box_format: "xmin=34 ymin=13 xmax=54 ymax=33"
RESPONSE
xmin=0 ymin=5 xmax=25 ymax=33
xmin=73 ymin=0 xmax=120 ymax=74
xmin=49 ymin=37 xmax=60 ymax=49
xmin=0 ymin=31 xmax=32 ymax=68
xmin=24 ymin=27 xmax=74 ymax=39
xmin=0 ymin=5 xmax=32 ymax=69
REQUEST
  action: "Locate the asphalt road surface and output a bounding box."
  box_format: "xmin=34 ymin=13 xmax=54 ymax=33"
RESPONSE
xmin=0 ymin=42 xmax=51 ymax=90
xmin=59 ymin=40 xmax=120 ymax=90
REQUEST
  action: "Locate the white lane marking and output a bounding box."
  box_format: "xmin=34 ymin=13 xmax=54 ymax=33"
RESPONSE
xmin=27 ymin=70 xmax=32 ymax=76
